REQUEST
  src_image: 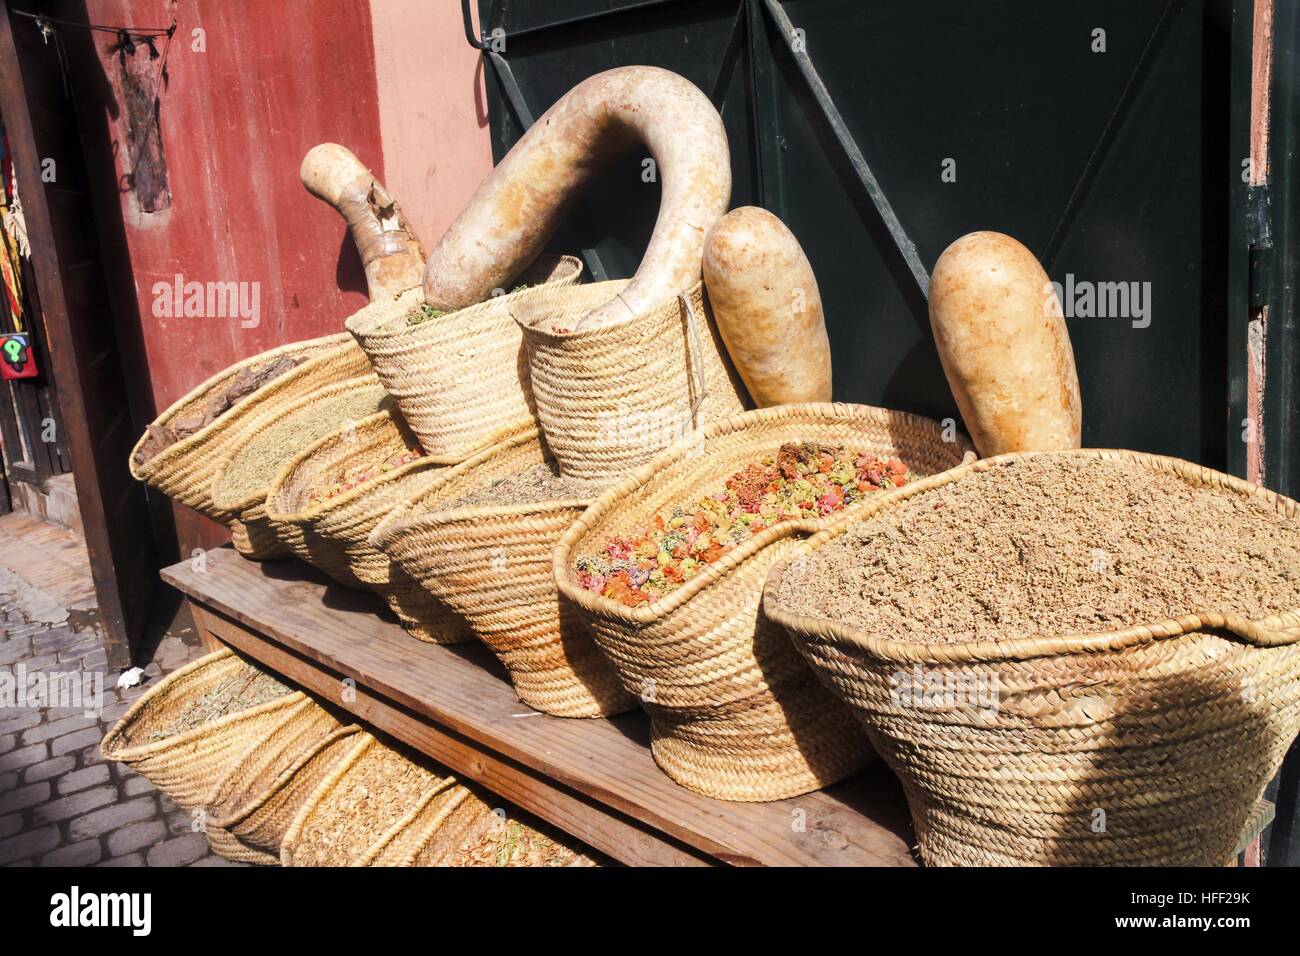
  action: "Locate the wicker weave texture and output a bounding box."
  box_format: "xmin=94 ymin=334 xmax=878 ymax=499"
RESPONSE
xmin=512 ymin=280 xmax=748 ymax=483
xmin=99 ymin=649 xmax=306 ymax=810
xmin=374 ymin=428 xmax=635 ymax=717
xmin=763 ymin=449 xmax=1300 ymax=865
xmin=265 ymin=410 xmax=473 ymax=645
xmin=208 ymin=376 xmax=392 ymax=558
xmin=554 ymin=403 xmax=975 ymax=800
xmin=129 ymin=333 xmax=370 ymax=519
xmin=345 ymin=255 xmax=582 ymax=458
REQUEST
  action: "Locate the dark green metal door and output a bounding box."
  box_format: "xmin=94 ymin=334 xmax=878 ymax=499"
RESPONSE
xmin=472 ymin=0 xmax=1239 ymax=464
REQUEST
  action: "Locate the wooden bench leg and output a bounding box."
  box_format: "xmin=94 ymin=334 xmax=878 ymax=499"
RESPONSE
xmin=189 ymin=600 xmax=224 ymax=654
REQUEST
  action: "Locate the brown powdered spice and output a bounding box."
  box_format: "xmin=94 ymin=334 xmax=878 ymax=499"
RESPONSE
xmin=775 ymin=456 xmax=1300 ymax=644
xmin=442 ymin=461 xmax=601 ymax=510
xmin=134 ymin=356 xmax=303 ymax=466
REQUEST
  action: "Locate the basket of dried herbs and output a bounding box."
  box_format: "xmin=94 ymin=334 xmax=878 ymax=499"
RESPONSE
xmin=280 ymin=734 xmax=463 ymax=867
xmin=764 ymin=449 xmax=1300 ymax=865
xmin=265 ymin=409 xmax=479 ymax=644
xmin=344 ymin=255 xmax=582 ymax=459
xmin=373 ymin=427 xmax=634 ymax=716
xmin=205 ymin=721 xmax=364 ymax=865
xmin=129 ymin=333 xmax=372 ymax=557
xmin=208 ymin=376 xmax=393 ymax=559
xmin=394 ymin=789 xmax=602 ymax=867
xmin=554 ymin=402 xmax=975 ymax=801
xmin=282 ymin=732 xmax=603 ymax=867
xmin=100 ymin=649 xmax=309 ymax=810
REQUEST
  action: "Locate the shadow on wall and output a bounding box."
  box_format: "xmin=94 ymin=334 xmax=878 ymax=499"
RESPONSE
xmin=52 ymin=2 xmax=180 ymax=563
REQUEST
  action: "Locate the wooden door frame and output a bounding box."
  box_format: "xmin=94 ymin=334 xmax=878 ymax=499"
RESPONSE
xmin=0 ymin=3 xmax=156 ymax=668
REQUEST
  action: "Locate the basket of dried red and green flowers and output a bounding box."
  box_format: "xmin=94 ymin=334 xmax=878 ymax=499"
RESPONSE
xmin=553 ymin=402 xmax=975 ymax=801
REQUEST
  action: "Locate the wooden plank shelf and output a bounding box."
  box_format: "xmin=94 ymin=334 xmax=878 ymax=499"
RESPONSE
xmin=162 ymin=546 xmax=918 ymax=867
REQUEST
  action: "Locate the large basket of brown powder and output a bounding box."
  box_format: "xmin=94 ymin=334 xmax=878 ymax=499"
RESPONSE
xmin=265 ymin=409 xmax=474 ymax=645
xmin=129 ymin=333 xmax=371 ymax=537
xmin=344 ymin=255 xmax=582 ymax=460
xmin=511 ymin=279 xmax=748 ymax=484
xmin=373 ymin=427 xmax=635 ymax=717
xmin=763 ymin=449 xmax=1300 ymax=866
xmin=100 ymin=649 xmax=307 ymax=810
xmin=554 ymin=403 xmax=975 ymax=801
xmin=208 ymin=376 xmax=392 ymax=559
xmin=204 ymin=721 xmax=364 ymax=865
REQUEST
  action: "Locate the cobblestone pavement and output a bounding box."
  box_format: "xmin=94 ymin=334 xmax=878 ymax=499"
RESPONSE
xmin=0 ymin=513 xmax=247 ymax=867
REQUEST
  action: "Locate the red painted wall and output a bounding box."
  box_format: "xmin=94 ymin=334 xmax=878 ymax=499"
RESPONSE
xmin=63 ymin=0 xmax=389 ymax=554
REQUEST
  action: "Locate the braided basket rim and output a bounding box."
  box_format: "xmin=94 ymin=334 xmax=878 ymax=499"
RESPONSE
xmin=99 ymin=649 xmax=306 ymax=762
xmin=353 ymin=777 xmax=460 ymax=866
xmin=371 ymin=426 xmax=594 ymax=551
xmin=278 ymin=733 xmax=377 ymax=866
xmin=205 ymin=724 xmax=363 ymax=830
xmin=128 ymin=332 xmax=356 ymax=482
xmin=345 ymin=255 xmax=584 ymax=340
xmin=762 ymin=448 xmax=1300 ymax=664
xmin=552 ymin=401 xmax=975 ymax=625
xmin=264 ymin=410 xmax=449 ymax=527
xmin=207 ymin=374 xmax=388 ymax=515
xmin=508 ymin=277 xmax=639 ymax=339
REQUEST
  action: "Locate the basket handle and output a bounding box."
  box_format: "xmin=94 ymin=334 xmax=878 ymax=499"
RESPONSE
xmin=680 ymin=291 xmax=709 ymax=426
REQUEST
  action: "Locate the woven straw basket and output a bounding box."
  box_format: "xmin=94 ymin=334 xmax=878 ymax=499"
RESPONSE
xmin=346 ymin=769 xmax=600 ymax=866
xmin=762 ymin=449 xmax=1300 ymax=866
xmin=204 ymin=720 xmax=363 ymax=865
xmin=390 ymin=789 xmax=600 ymax=867
xmin=208 ymin=376 xmax=393 ymax=559
xmin=280 ymin=734 xmax=461 ymax=866
xmin=554 ymin=403 xmax=976 ymax=801
xmin=356 ymin=781 xmax=484 ymax=866
xmin=129 ymin=333 xmax=370 ymax=523
xmin=265 ymin=409 xmax=473 ymax=645
xmin=100 ymin=649 xmax=307 ymax=810
xmin=512 ymin=279 xmax=748 ymax=484
xmin=345 ymin=255 xmax=583 ymax=459
xmin=373 ymin=428 xmax=636 ymax=718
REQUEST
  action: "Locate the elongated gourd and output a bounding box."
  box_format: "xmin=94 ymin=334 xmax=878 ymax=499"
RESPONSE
xmin=422 ymin=66 xmax=731 ymax=331
xmin=702 ymin=207 xmax=831 ymax=406
xmin=300 ymin=143 xmax=425 ymax=301
xmin=928 ymin=231 xmax=1082 ymax=456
